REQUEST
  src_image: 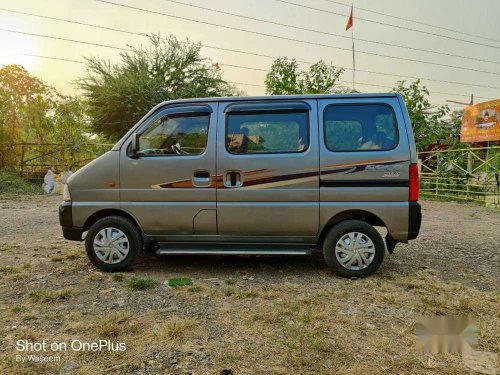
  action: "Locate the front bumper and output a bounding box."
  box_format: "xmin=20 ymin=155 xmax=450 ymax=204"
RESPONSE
xmin=408 ymin=202 xmax=422 ymax=240
xmin=59 ymin=202 xmax=83 ymax=241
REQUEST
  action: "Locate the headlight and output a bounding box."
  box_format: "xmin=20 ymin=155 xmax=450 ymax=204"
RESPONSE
xmin=62 ymin=184 xmax=72 ymax=202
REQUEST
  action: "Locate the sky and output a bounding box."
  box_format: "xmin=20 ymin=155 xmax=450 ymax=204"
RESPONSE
xmin=0 ymin=0 xmax=499 ymax=110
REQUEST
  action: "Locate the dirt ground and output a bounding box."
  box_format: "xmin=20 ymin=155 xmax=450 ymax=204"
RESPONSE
xmin=0 ymin=195 xmax=498 ymax=374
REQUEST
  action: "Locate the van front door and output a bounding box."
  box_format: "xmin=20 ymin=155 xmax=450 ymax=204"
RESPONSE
xmin=216 ymin=100 xmax=319 ymax=238
xmin=120 ymin=103 xmax=217 ymax=235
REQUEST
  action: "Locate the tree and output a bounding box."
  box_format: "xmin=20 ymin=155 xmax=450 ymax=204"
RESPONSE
xmin=52 ymin=96 xmax=88 ymax=145
xmin=448 ymin=109 xmax=463 ymax=141
xmin=0 ymin=65 xmax=55 ymax=143
xmin=0 ymin=64 xmax=92 ymax=169
xmin=264 ymin=58 xmax=301 ymax=95
xmin=265 ymin=58 xmax=346 ymax=95
xmin=78 ymin=34 xmax=238 ymax=140
xmin=392 ymin=79 xmax=450 ymax=149
xmin=0 ymin=65 xmax=59 ymax=168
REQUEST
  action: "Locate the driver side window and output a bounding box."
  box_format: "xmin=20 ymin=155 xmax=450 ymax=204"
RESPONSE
xmin=139 ymin=112 xmax=210 ymax=156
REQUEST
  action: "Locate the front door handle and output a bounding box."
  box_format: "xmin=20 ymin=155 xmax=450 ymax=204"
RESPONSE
xmin=224 ymin=171 xmax=243 ymax=188
xmin=192 ymin=170 xmax=211 ymax=187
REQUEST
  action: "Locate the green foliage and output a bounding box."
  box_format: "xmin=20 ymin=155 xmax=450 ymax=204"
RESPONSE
xmin=0 ymin=65 xmax=53 ymax=141
xmin=265 ymin=58 xmax=346 ymax=95
xmin=126 ymin=276 xmax=158 ymax=290
xmin=448 ymin=109 xmax=464 ymax=139
xmin=0 ymin=170 xmax=40 ymax=195
xmin=392 ymin=79 xmax=451 ymax=149
xmin=0 ymin=65 xmax=54 ymax=167
xmin=0 ymin=64 xmax=93 ymax=170
xmin=168 ymin=277 xmax=193 ymax=287
xmin=78 ymin=34 xmax=238 ymax=140
xmin=265 ymin=58 xmax=301 ymax=95
xmin=301 ymin=61 xmax=346 ymax=94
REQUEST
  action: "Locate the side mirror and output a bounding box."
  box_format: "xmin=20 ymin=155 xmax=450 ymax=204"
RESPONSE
xmin=130 ymin=133 xmax=140 ymax=158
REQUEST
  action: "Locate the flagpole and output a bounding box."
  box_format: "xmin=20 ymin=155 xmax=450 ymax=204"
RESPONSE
xmin=351 ymin=4 xmax=355 ymax=92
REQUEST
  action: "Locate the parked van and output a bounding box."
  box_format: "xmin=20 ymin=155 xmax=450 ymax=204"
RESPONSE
xmin=59 ymin=93 xmax=421 ymax=277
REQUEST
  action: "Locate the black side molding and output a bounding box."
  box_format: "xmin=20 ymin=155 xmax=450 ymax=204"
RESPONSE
xmin=320 ymin=179 xmax=409 ymax=188
xmin=408 ymin=202 xmax=422 ymax=240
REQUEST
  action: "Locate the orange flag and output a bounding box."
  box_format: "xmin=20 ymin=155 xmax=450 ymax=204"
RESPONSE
xmin=346 ymin=5 xmax=353 ymax=31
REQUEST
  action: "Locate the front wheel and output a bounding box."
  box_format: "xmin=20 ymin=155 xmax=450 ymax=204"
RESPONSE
xmin=323 ymin=220 xmax=385 ymax=278
xmin=85 ymin=216 xmax=142 ymax=272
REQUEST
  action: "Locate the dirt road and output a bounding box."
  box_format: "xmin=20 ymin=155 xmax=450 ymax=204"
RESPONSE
xmin=0 ymin=196 xmax=498 ymax=374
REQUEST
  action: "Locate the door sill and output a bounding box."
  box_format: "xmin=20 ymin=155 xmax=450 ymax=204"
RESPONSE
xmin=155 ymin=243 xmax=311 ymax=256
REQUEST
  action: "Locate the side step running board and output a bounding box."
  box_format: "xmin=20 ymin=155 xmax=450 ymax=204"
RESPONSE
xmin=155 ymin=243 xmax=311 ymax=256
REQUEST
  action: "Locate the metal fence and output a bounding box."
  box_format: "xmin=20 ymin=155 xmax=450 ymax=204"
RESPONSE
xmin=419 ymin=145 xmax=500 ymax=207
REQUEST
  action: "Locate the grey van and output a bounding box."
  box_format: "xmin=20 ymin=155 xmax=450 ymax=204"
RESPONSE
xmin=59 ymin=93 xmax=421 ymax=277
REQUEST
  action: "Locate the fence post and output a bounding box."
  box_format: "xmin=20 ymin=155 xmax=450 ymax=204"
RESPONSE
xmin=466 ymin=149 xmax=472 ymax=200
xmin=20 ymin=143 xmax=25 ymax=177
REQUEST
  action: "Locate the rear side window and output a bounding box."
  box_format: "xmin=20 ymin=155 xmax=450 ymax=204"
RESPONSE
xmin=226 ymin=111 xmax=309 ymax=154
xmin=324 ymin=104 xmax=398 ymax=152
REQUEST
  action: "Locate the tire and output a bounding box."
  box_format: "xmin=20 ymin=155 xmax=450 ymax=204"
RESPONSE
xmin=85 ymin=216 xmax=142 ymax=272
xmin=323 ymin=220 xmax=385 ymax=278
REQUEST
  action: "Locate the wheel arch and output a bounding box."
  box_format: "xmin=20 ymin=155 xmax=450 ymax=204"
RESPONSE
xmin=83 ymin=208 xmax=142 ymax=233
xmin=317 ymin=209 xmax=387 ymax=247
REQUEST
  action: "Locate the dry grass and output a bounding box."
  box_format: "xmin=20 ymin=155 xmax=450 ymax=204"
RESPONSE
xmin=0 ymin=265 xmax=18 ymax=274
xmin=110 ymin=273 xmax=125 ymax=282
xmin=0 ymin=242 xmax=22 ymax=252
xmin=11 ymin=305 xmax=27 ymax=313
xmin=156 ymin=317 xmax=197 ymax=342
xmin=201 ymin=270 xmax=500 ymax=374
xmin=86 ymin=272 xmax=104 ymax=282
xmin=1 ymin=269 xmax=498 ymax=375
xmin=94 ymin=312 xmax=140 ymax=338
xmin=50 ymin=250 xmax=83 ymax=262
xmin=28 ymin=289 xmax=73 ymax=303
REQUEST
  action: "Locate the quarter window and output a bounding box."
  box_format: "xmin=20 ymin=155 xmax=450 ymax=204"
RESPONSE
xmin=324 ymin=104 xmax=398 ymax=152
xmin=138 ymin=112 xmax=210 ymax=156
xmin=226 ymin=111 xmax=309 ymax=154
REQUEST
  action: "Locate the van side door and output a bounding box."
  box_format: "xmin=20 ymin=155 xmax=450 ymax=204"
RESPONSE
xmin=119 ymin=103 xmax=217 ymax=235
xmin=216 ymin=100 xmax=319 ymax=238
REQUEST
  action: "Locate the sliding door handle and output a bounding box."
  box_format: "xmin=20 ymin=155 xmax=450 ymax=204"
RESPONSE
xmin=224 ymin=171 xmax=243 ymax=188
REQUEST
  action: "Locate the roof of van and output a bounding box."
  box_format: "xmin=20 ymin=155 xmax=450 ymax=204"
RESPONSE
xmin=157 ymin=92 xmax=399 ymax=105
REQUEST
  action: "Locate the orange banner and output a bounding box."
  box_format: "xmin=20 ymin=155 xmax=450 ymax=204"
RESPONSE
xmin=461 ymin=99 xmax=500 ymax=143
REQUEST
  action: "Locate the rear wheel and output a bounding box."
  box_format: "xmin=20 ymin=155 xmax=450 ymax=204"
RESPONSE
xmin=323 ymin=220 xmax=385 ymax=278
xmin=85 ymin=216 xmax=142 ymax=272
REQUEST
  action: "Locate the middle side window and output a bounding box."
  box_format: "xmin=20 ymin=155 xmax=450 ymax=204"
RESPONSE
xmin=226 ymin=111 xmax=309 ymax=154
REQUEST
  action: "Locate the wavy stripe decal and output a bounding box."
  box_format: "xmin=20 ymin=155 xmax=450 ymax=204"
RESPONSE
xmin=151 ymin=160 xmax=408 ymax=189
